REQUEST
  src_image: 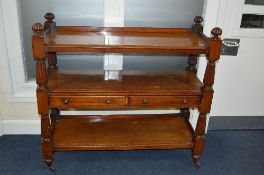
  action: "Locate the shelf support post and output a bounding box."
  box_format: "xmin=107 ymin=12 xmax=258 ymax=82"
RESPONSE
xmin=192 ymin=27 xmax=222 ymax=168
xmin=44 ymin=13 xmax=58 ymax=71
xmin=44 ymin=12 xmax=60 ymax=123
xmin=187 ymin=16 xmax=203 ymax=74
xmin=186 ymin=54 xmax=198 ymax=74
xmin=192 ymin=16 xmax=203 ymax=35
xmin=32 ymin=23 xmax=54 ymax=171
xmin=183 ymin=16 xmax=204 ymax=127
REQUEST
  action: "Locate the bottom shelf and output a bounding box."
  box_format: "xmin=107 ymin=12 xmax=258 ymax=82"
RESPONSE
xmin=53 ymin=114 xmax=194 ymax=151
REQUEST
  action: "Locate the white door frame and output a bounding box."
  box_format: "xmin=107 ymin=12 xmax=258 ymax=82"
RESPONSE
xmin=0 ymin=0 xmax=8 ymax=136
xmin=208 ymin=0 xmax=264 ymax=117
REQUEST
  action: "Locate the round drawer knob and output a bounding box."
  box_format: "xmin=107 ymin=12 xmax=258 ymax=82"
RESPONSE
xmin=106 ymin=99 xmax=112 ymax=104
xmin=183 ymin=98 xmax=188 ymax=104
xmin=143 ymin=98 xmax=149 ymax=104
xmin=63 ymin=99 xmax=69 ymax=104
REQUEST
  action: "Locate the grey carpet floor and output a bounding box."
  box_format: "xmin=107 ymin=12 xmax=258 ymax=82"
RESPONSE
xmin=0 ymin=130 xmax=263 ymax=175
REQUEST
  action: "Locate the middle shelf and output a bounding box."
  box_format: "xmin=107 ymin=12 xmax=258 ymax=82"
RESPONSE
xmin=48 ymin=70 xmax=203 ymax=109
xmin=48 ymin=70 xmax=203 ymax=95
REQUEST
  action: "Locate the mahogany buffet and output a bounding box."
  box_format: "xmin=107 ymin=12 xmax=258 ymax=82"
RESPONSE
xmin=32 ymin=12 xmax=222 ymax=171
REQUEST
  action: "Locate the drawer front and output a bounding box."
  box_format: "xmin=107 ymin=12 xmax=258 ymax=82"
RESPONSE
xmin=128 ymin=96 xmax=200 ymax=108
xmin=50 ymin=96 xmax=126 ymax=109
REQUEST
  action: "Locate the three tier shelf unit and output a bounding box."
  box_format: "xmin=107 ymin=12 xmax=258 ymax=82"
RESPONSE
xmin=32 ymin=13 xmax=222 ymax=171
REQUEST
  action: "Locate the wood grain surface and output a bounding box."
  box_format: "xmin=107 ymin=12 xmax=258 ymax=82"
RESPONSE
xmin=46 ymin=27 xmax=208 ymax=54
xmin=53 ymin=114 xmax=194 ymax=151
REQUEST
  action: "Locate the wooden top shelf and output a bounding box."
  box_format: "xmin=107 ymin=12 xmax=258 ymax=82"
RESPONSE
xmin=45 ymin=26 xmax=208 ymax=54
xmin=48 ymin=70 xmax=203 ymax=96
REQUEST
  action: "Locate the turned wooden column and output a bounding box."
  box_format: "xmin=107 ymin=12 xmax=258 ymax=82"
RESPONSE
xmin=192 ymin=16 xmax=203 ymax=35
xmin=181 ymin=16 xmax=204 ymax=119
xmin=44 ymin=12 xmax=58 ymax=71
xmin=187 ymin=16 xmax=204 ymax=74
xmin=32 ymin=23 xmax=54 ymax=171
xmin=192 ymin=27 xmax=222 ymax=168
xmin=44 ymin=12 xmax=60 ymax=123
xmin=186 ymin=54 xmax=198 ymax=74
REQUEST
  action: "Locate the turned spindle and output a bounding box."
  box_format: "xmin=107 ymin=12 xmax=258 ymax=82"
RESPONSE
xmin=44 ymin=12 xmax=55 ymax=22
xmin=32 ymin=22 xmax=54 ymax=171
xmin=192 ymin=16 xmax=203 ymax=34
xmin=192 ymin=27 xmax=222 ymax=168
xmin=44 ymin=12 xmax=58 ymax=71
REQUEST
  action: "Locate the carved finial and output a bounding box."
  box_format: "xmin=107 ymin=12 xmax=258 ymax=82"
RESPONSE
xmin=194 ymin=16 xmax=203 ymax=24
xmin=32 ymin=23 xmax=44 ymax=34
xmin=192 ymin=16 xmax=204 ymax=34
xmin=44 ymin=12 xmax=55 ymax=22
xmin=211 ymin=27 xmax=222 ymax=38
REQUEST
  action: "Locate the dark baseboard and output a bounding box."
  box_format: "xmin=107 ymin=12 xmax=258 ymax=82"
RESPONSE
xmin=208 ymin=116 xmax=264 ymax=130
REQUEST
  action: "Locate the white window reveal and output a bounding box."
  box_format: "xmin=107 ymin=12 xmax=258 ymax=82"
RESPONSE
xmin=232 ymin=0 xmax=264 ymax=37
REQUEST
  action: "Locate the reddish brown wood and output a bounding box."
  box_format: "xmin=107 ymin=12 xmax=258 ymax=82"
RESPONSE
xmin=44 ymin=13 xmax=55 ymax=24
xmin=32 ymin=13 xmax=222 ymax=170
xmin=192 ymin=27 xmax=222 ymax=168
xmin=208 ymin=27 xmax=223 ymax=61
xmin=50 ymin=95 xmax=126 ymax=109
xmin=47 ymin=53 xmax=58 ymax=71
xmin=32 ymin=21 xmax=54 ymax=171
xmin=47 ymin=70 xmax=203 ymax=96
xmin=200 ymin=88 xmax=214 ymax=113
xmin=192 ymin=16 xmax=204 ymax=35
xmin=53 ymin=114 xmax=193 ymax=151
xmin=46 ymin=27 xmax=208 ymax=54
xmin=47 ymin=53 xmax=58 ymax=70
xmin=128 ymin=96 xmax=200 ymax=108
xmin=57 ymin=26 xmax=192 ymax=33
xmin=50 ymin=108 xmax=60 ymax=122
xmin=186 ymin=54 xmax=198 ymax=73
xmin=36 ymin=61 xmax=48 ymax=87
xmin=43 ymin=13 xmax=58 ymax=72
xmin=32 ymin=36 xmax=46 ymax=60
xmin=203 ymin=63 xmax=216 ymax=87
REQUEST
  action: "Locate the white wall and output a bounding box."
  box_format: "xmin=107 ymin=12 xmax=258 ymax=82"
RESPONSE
xmin=0 ymin=0 xmax=39 ymax=135
xmin=0 ymin=2 xmax=5 ymax=135
xmin=212 ymin=39 xmax=264 ymax=116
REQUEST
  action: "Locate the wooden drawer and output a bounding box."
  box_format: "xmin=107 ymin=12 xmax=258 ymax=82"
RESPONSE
xmin=128 ymin=96 xmax=200 ymax=108
xmin=50 ymin=96 xmax=126 ymax=109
